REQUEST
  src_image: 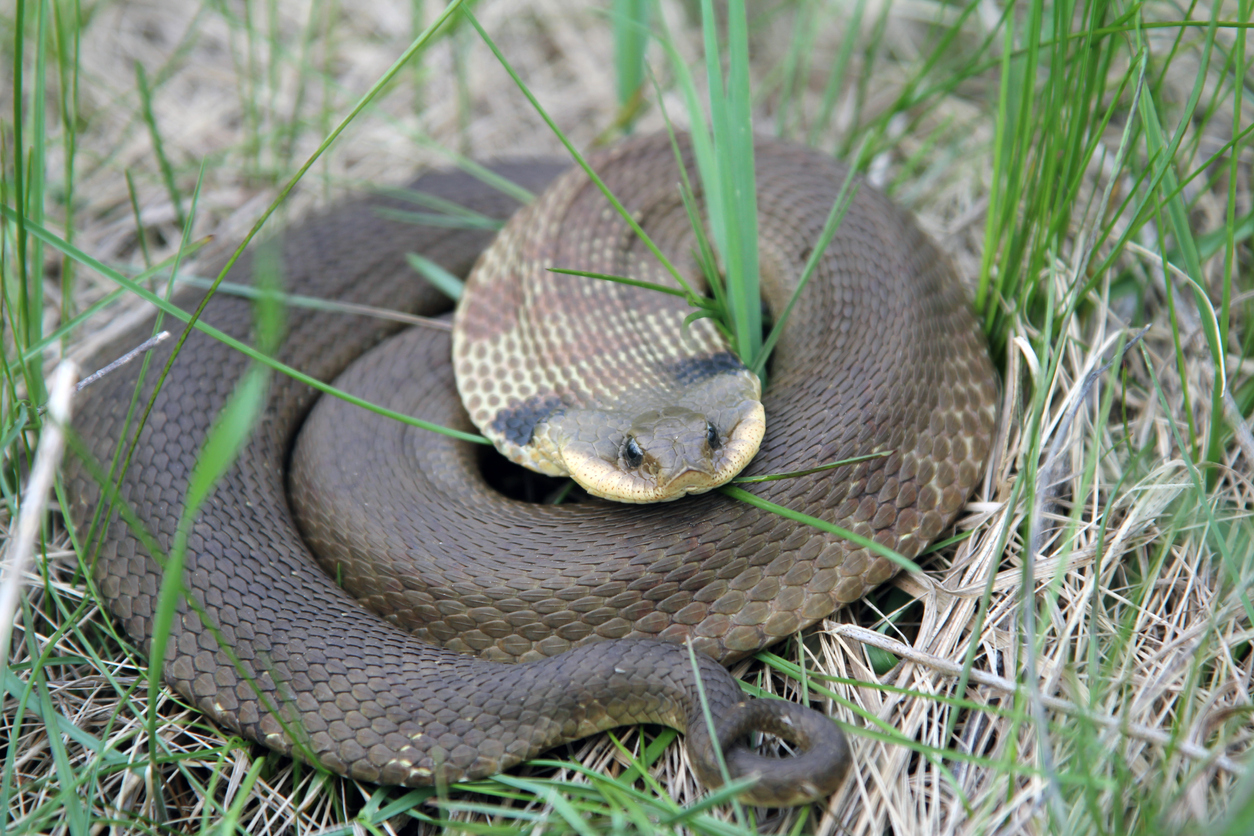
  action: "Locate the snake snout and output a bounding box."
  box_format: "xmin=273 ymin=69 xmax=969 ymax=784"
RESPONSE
xmin=692 ymin=699 xmax=852 ymax=807
xmin=627 ymin=404 xmax=767 ymax=500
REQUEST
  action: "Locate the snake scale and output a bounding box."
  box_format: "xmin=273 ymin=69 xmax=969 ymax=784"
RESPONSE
xmin=67 ymin=134 xmax=997 ymax=806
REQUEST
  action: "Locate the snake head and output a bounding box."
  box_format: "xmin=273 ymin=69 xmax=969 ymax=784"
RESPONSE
xmin=485 ymin=358 xmax=766 ymax=503
xmin=551 ymin=393 xmax=765 ymax=503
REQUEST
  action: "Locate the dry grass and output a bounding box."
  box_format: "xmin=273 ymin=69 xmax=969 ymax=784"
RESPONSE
xmin=3 ymin=0 xmax=1252 ymax=834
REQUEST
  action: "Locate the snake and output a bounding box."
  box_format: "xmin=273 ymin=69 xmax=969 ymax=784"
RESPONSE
xmin=66 ymin=133 xmax=997 ymax=807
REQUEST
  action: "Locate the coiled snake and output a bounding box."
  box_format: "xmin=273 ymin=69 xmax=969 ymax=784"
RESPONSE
xmin=67 ymin=134 xmax=997 ymax=806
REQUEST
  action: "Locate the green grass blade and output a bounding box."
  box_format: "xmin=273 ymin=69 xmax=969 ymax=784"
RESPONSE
xmin=719 ymin=486 xmax=920 ymax=574
xmin=809 ymin=0 xmax=868 ymax=145
xmin=25 ymin=0 xmax=48 ymax=375
xmin=720 ymin=0 xmax=760 ymax=367
xmin=654 ymin=7 xmax=720 ymax=243
xmin=547 ymin=266 xmax=699 ymax=301
xmin=406 ymin=252 xmax=464 ymax=301
xmin=612 ymin=0 xmax=649 ymax=119
xmin=752 ymin=166 xmax=860 ymax=376
xmin=731 ymin=451 xmax=890 ymax=484
xmin=147 ymin=250 xmax=281 ymax=787
xmin=371 ymin=207 xmax=502 ymax=230
xmin=135 ymin=61 xmax=186 ymax=233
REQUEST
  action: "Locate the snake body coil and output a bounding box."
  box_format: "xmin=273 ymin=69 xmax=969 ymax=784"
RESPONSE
xmin=67 ymin=135 xmax=997 ymax=806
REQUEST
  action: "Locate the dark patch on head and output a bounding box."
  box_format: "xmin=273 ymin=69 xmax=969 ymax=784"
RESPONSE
xmin=668 ymin=352 xmax=746 ymax=386
xmin=489 ymin=394 xmax=565 ymax=447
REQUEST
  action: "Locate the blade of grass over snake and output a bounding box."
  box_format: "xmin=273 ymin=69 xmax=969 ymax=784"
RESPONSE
xmin=79 ymin=166 xmax=211 ymax=631
xmin=74 ymin=4 xmax=477 ymax=603
xmin=61 ymin=424 xmax=333 ymax=777
xmin=374 ymin=184 xmax=509 ymax=222
xmin=752 ymin=162 xmax=860 ymax=377
xmin=371 ymin=207 xmax=503 ymax=230
xmin=146 ymin=246 xmax=281 ymax=794
xmin=685 ymin=639 xmax=747 ymax=828
xmin=406 ymin=253 xmax=465 ymax=301
xmin=2 ymin=208 xmax=489 ymax=445
xmin=722 ymin=0 xmax=760 ymax=368
xmin=676 ymin=183 xmax=729 ymax=317
xmin=651 ymin=78 xmax=731 ymax=324
xmin=654 ymin=9 xmax=721 ymax=253
xmin=731 ymin=451 xmax=891 ymax=484
xmin=547 ymin=267 xmax=706 ymax=302
xmin=698 ymin=0 xmax=729 ymax=268
xmin=463 ymin=9 xmax=699 ymax=303
xmin=411 ymin=139 xmax=539 ymax=206
xmin=682 ymin=308 xmax=727 ymax=344
xmin=719 ymin=486 xmax=920 ymax=574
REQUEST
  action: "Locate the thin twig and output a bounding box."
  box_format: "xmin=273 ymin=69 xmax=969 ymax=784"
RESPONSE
xmin=1 ymin=361 xmax=79 ymax=660
xmin=76 ymin=332 xmax=169 ymax=391
xmin=172 ymin=276 xmax=455 ymax=331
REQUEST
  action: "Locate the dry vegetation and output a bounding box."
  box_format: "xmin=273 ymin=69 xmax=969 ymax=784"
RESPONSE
xmin=2 ymin=0 xmax=1252 ymax=834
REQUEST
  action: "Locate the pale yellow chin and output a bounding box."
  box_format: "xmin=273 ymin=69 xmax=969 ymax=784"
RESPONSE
xmin=565 ymin=404 xmax=767 ymax=504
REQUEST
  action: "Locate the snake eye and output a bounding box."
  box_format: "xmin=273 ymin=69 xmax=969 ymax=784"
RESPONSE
xmin=706 ymin=421 xmax=721 ymax=450
xmin=622 ymin=436 xmax=644 ymax=468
